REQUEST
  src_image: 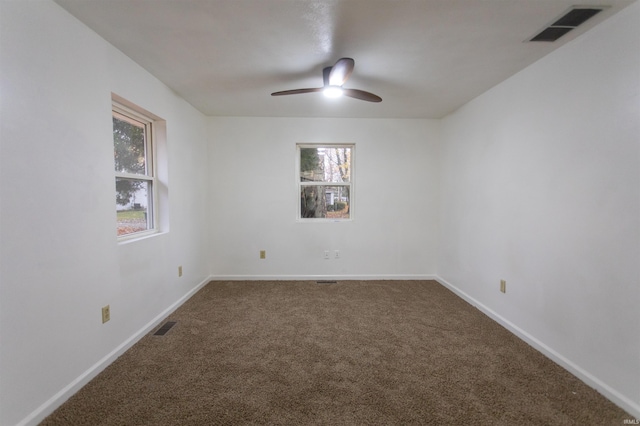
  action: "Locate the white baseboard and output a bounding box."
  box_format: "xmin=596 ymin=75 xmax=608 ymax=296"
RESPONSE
xmin=435 ymin=275 xmax=640 ymax=419
xmin=19 ymin=275 xmax=213 ymax=426
xmin=209 ymin=274 xmax=438 ymax=281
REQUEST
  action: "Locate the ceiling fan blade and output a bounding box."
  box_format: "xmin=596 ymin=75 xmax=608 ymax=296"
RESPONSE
xmin=342 ymin=88 xmax=382 ymax=103
xmin=271 ymin=88 xmax=323 ymax=96
xmin=328 ymin=58 xmax=355 ymax=86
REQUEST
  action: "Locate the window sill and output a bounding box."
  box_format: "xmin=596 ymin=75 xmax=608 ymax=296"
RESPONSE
xmin=296 ymin=218 xmax=353 ymax=223
xmin=117 ymin=229 xmax=164 ymax=245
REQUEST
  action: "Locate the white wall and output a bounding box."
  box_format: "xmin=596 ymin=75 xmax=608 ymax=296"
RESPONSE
xmin=438 ymin=1 xmax=640 ymax=416
xmin=1 ymin=0 xmax=638 ymax=424
xmin=0 ymin=2 xmax=210 ymax=425
xmin=208 ymin=117 xmax=439 ymax=279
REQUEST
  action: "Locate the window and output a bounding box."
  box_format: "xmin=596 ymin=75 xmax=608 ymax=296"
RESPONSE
xmin=113 ymin=101 xmax=157 ymax=238
xmin=298 ymin=144 xmax=353 ymax=220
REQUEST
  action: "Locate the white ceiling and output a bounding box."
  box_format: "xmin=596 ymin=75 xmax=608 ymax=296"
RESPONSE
xmin=55 ymin=0 xmax=635 ymax=119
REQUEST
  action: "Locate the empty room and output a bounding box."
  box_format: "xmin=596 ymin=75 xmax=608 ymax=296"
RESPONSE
xmin=0 ymin=0 xmax=638 ymax=425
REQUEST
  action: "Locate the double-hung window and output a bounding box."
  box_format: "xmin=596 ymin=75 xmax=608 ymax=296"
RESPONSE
xmin=113 ymin=102 xmax=157 ymax=238
xmin=298 ymin=144 xmax=354 ymax=220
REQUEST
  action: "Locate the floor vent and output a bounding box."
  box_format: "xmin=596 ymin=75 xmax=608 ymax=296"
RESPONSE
xmin=529 ymin=7 xmax=604 ymax=42
xmin=317 ymin=280 xmax=338 ymax=284
xmin=154 ymin=321 xmax=177 ymax=336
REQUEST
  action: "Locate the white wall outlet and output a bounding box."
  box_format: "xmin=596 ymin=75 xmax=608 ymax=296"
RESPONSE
xmin=334 ymin=250 xmax=340 ymax=259
xmin=324 ymin=250 xmax=330 ymax=260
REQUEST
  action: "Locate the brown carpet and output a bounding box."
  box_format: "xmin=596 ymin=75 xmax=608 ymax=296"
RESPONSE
xmin=42 ymin=280 xmax=630 ymax=425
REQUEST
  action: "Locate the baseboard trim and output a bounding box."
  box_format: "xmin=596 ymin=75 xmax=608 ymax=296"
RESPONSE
xmin=209 ymin=274 xmax=438 ymax=281
xmin=435 ymin=275 xmax=640 ymax=419
xmin=19 ymin=275 xmax=213 ymax=426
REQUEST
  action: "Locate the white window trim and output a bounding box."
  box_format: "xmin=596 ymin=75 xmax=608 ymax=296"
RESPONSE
xmin=296 ymin=143 xmax=354 ymax=222
xmin=113 ymin=101 xmax=159 ymax=241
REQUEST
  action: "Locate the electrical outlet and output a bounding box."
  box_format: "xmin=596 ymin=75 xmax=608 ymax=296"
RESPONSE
xmin=334 ymin=250 xmax=340 ymax=259
xmin=260 ymin=250 xmax=266 ymax=259
xmin=178 ymin=266 xmax=183 ymax=277
xmin=324 ymin=250 xmax=330 ymax=260
xmin=500 ymin=280 xmax=506 ymax=293
xmin=102 ymin=305 xmax=110 ymax=323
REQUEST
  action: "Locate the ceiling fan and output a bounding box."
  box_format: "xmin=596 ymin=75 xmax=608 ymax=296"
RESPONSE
xmin=271 ymin=58 xmax=382 ymax=103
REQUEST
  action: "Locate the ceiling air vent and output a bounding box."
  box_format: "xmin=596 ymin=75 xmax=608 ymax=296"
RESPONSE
xmin=529 ymin=7 xmax=604 ymax=42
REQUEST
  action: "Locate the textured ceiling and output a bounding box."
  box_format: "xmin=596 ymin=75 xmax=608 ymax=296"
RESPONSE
xmin=55 ymin=0 xmax=635 ymax=118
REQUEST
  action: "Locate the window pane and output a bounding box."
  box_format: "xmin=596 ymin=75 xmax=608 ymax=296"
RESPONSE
xmin=301 ymin=185 xmax=350 ymax=219
xmin=116 ymin=178 xmax=152 ymax=236
xmin=113 ymin=115 xmax=147 ymax=175
xmin=300 ymin=147 xmax=351 ymax=183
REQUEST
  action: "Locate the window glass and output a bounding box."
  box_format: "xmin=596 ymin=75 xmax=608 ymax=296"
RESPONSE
xmin=115 ymin=178 xmax=152 ymax=236
xmin=113 ymin=114 xmax=148 ymax=175
xmin=113 ymin=102 xmax=156 ymax=238
xmin=300 ymin=147 xmax=351 ymax=183
xmin=298 ymin=145 xmax=353 ymax=220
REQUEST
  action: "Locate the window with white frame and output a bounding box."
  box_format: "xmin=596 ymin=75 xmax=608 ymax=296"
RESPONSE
xmin=298 ymin=144 xmax=353 ymax=220
xmin=113 ymin=101 xmax=157 ymax=238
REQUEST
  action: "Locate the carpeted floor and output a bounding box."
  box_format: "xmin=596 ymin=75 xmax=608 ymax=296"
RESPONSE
xmin=42 ymin=280 xmax=630 ymax=425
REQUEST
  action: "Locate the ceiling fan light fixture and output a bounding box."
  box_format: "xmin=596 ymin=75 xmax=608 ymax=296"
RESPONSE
xmin=273 ymin=58 xmax=381 ymax=103
xmin=323 ymin=86 xmax=343 ymax=98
